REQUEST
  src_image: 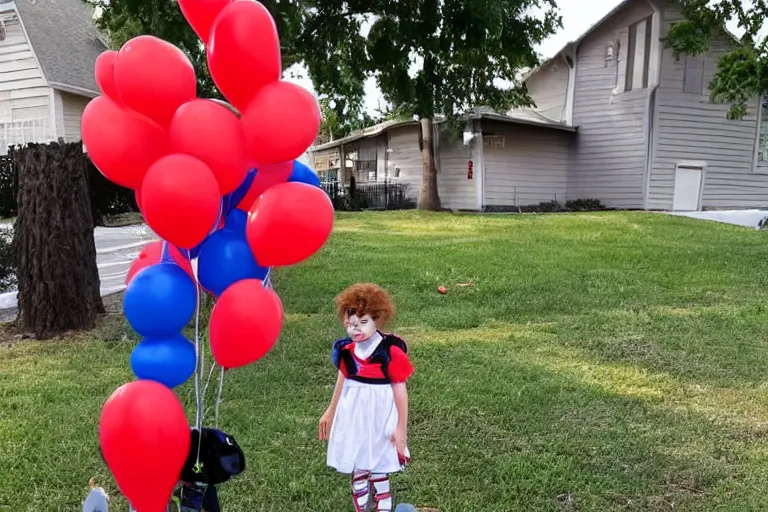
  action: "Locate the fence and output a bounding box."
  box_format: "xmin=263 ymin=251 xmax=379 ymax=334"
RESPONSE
xmin=321 ymin=179 xmax=416 ymax=211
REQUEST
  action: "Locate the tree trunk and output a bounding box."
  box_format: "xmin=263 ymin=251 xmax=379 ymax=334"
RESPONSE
xmin=418 ymin=117 xmax=440 ymax=210
xmin=13 ymin=142 xmax=104 ymax=339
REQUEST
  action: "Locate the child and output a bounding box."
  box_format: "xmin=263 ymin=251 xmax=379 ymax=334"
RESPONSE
xmin=319 ymin=283 xmax=415 ymax=512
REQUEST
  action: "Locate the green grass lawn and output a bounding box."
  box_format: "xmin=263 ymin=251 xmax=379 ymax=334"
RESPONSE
xmin=3 ymin=211 xmax=768 ymax=511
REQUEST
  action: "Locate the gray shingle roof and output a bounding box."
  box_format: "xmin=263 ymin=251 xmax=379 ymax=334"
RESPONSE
xmin=15 ymin=0 xmax=106 ymax=96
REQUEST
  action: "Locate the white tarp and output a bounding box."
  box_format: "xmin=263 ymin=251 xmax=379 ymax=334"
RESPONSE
xmin=0 ymin=224 xmax=158 ymax=310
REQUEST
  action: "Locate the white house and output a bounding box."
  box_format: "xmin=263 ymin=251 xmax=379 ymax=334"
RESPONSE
xmin=0 ymin=0 xmax=105 ymax=153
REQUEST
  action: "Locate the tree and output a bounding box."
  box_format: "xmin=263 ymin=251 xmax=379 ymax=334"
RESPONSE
xmin=665 ymin=0 xmax=768 ymax=120
xmin=13 ymin=143 xmax=105 ymax=338
xmin=301 ymin=0 xmax=561 ymax=209
xmin=318 ymin=97 xmax=380 ymax=144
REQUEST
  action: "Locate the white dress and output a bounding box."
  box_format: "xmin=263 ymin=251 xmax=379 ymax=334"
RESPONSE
xmin=327 ymin=333 xmax=409 ymax=474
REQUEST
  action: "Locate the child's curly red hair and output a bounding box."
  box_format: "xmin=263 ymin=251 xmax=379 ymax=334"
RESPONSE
xmin=336 ymin=283 xmax=395 ymax=327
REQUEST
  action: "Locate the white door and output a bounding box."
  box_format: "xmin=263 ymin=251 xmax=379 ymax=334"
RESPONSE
xmin=672 ymin=165 xmax=703 ymax=211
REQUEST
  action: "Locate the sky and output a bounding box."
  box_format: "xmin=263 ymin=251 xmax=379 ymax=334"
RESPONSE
xmin=284 ymin=0 xmax=754 ymax=116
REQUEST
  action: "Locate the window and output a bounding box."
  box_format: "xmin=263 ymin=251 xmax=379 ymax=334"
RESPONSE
xmin=758 ymin=95 xmax=768 ymax=168
xmin=483 ymin=135 xmax=505 ymax=148
xmin=683 ymin=54 xmax=704 ymax=94
xmin=318 ymin=169 xmax=339 ymax=182
xmin=625 ymin=16 xmax=652 ymax=91
xmin=605 ymin=42 xmax=616 ymax=67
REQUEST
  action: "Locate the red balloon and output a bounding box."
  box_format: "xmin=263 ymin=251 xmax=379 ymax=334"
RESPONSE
xmin=135 ymin=189 xmax=143 ymax=212
xmin=99 ymin=380 xmax=190 ymax=512
xmin=114 ymin=35 xmax=197 ymax=129
xmin=241 ymin=81 xmax=320 ymax=165
xmin=82 ymin=96 xmax=167 ymax=189
xmin=95 ymin=50 xmax=121 ymax=104
xmin=141 ymin=155 xmax=221 ymax=249
xmin=179 ymin=0 xmax=232 ymax=43
xmin=209 ymin=279 xmax=283 ymax=369
xmin=235 ymin=161 xmax=292 ymax=211
xmin=125 ymin=241 xmax=195 ymax=285
xmin=246 ymin=182 xmax=334 ymax=266
xmin=169 ymin=100 xmax=247 ymax=194
xmin=207 ymin=0 xmax=281 ymax=112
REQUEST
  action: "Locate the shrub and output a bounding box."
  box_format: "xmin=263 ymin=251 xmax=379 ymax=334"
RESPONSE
xmin=0 ymin=226 xmax=16 ymax=293
xmin=0 ymin=155 xmax=14 ymax=219
xmin=517 ymin=200 xmax=565 ymax=213
xmin=565 ymin=198 xmax=606 ymax=211
xmin=0 ymin=145 xmax=139 ymax=227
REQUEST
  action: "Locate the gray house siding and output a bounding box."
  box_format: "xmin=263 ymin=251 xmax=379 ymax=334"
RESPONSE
xmin=524 ymin=60 xmax=569 ymax=122
xmin=568 ymin=0 xmax=655 ymax=208
xmin=483 ymin=122 xmax=573 ymax=208
xmin=647 ymin=4 xmax=765 ymax=210
xmin=387 ymin=126 xmax=422 ymax=202
xmin=437 ymin=128 xmax=476 ymax=210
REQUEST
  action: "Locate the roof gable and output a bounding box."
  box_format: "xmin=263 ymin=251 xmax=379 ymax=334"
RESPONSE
xmin=526 ymin=0 xmax=636 ymax=83
xmin=15 ymin=0 xmax=106 ymax=96
xmin=526 ymin=0 xmax=741 ymax=84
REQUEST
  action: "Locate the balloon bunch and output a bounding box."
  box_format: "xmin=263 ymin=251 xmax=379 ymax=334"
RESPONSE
xmin=87 ymin=1 xmax=333 ymax=510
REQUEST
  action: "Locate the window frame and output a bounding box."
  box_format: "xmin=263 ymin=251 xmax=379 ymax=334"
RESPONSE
xmin=755 ymin=94 xmax=768 ymax=172
xmin=625 ymin=16 xmax=653 ymax=91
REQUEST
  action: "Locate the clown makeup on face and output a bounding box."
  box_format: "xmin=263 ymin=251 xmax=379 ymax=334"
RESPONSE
xmin=345 ymin=311 xmax=377 ymax=342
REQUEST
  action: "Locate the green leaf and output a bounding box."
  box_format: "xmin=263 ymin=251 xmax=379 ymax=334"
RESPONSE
xmin=665 ymin=0 xmax=768 ymax=120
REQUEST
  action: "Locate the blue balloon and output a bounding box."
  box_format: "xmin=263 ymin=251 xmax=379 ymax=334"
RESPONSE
xmin=130 ymin=334 xmax=197 ymax=388
xmin=224 ymin=168 xmax=256 ymax=215
xmin=188 ymin=243 xmax=202 ymax=260
xmin=197 ymin=229 xmax=269 ymax=296
xmin=224 ymin=209 xmax=247 ymax=234
xmin=123 ymin=263 xmax=197 ymax=338
xmin=288 ymin=160 xmax=321 ymax=187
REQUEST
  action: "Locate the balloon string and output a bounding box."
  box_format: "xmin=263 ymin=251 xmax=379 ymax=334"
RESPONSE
xmin=193 ymin=199 xmax=225 ymax=467
xmin=263 ymin=268 xmax=272 ymax=289
xmin=194 ymin=283 xmax=204 ymax=467
xmin=201 ymin=360 xmax=217 ymax=399
xmin=215 ymin=366 xmax=225 ymax=429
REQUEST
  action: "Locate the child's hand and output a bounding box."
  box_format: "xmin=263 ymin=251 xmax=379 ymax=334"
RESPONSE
xmin=319 ymin=408 xmax=334 ymax=441
xmin=391 ymin=425 xmax=407 ymax=455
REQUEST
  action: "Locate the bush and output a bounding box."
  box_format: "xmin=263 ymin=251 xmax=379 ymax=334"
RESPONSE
xmin=0 ymin=145 xmax=139 ymax=226
xmin=485 ymin=198 xmax=607 ymax=214
xmin=565 ymin=198 xmax=606 ymax=211
xmin=0 ymin=226 xmax=16 ymax=293
xmin=517 ymin=200 xmax=565 ymax=213
xmin=87 ymin=162 xmax=139 ymax=226
xmin=0 ymin=155 xmax=14 ymax=219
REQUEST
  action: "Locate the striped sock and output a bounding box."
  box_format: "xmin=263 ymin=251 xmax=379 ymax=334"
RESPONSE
xmin=370 ymin=474 xmax=392 ymax=512
xmin=351 ymin=470 xmax=371 ymax=511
